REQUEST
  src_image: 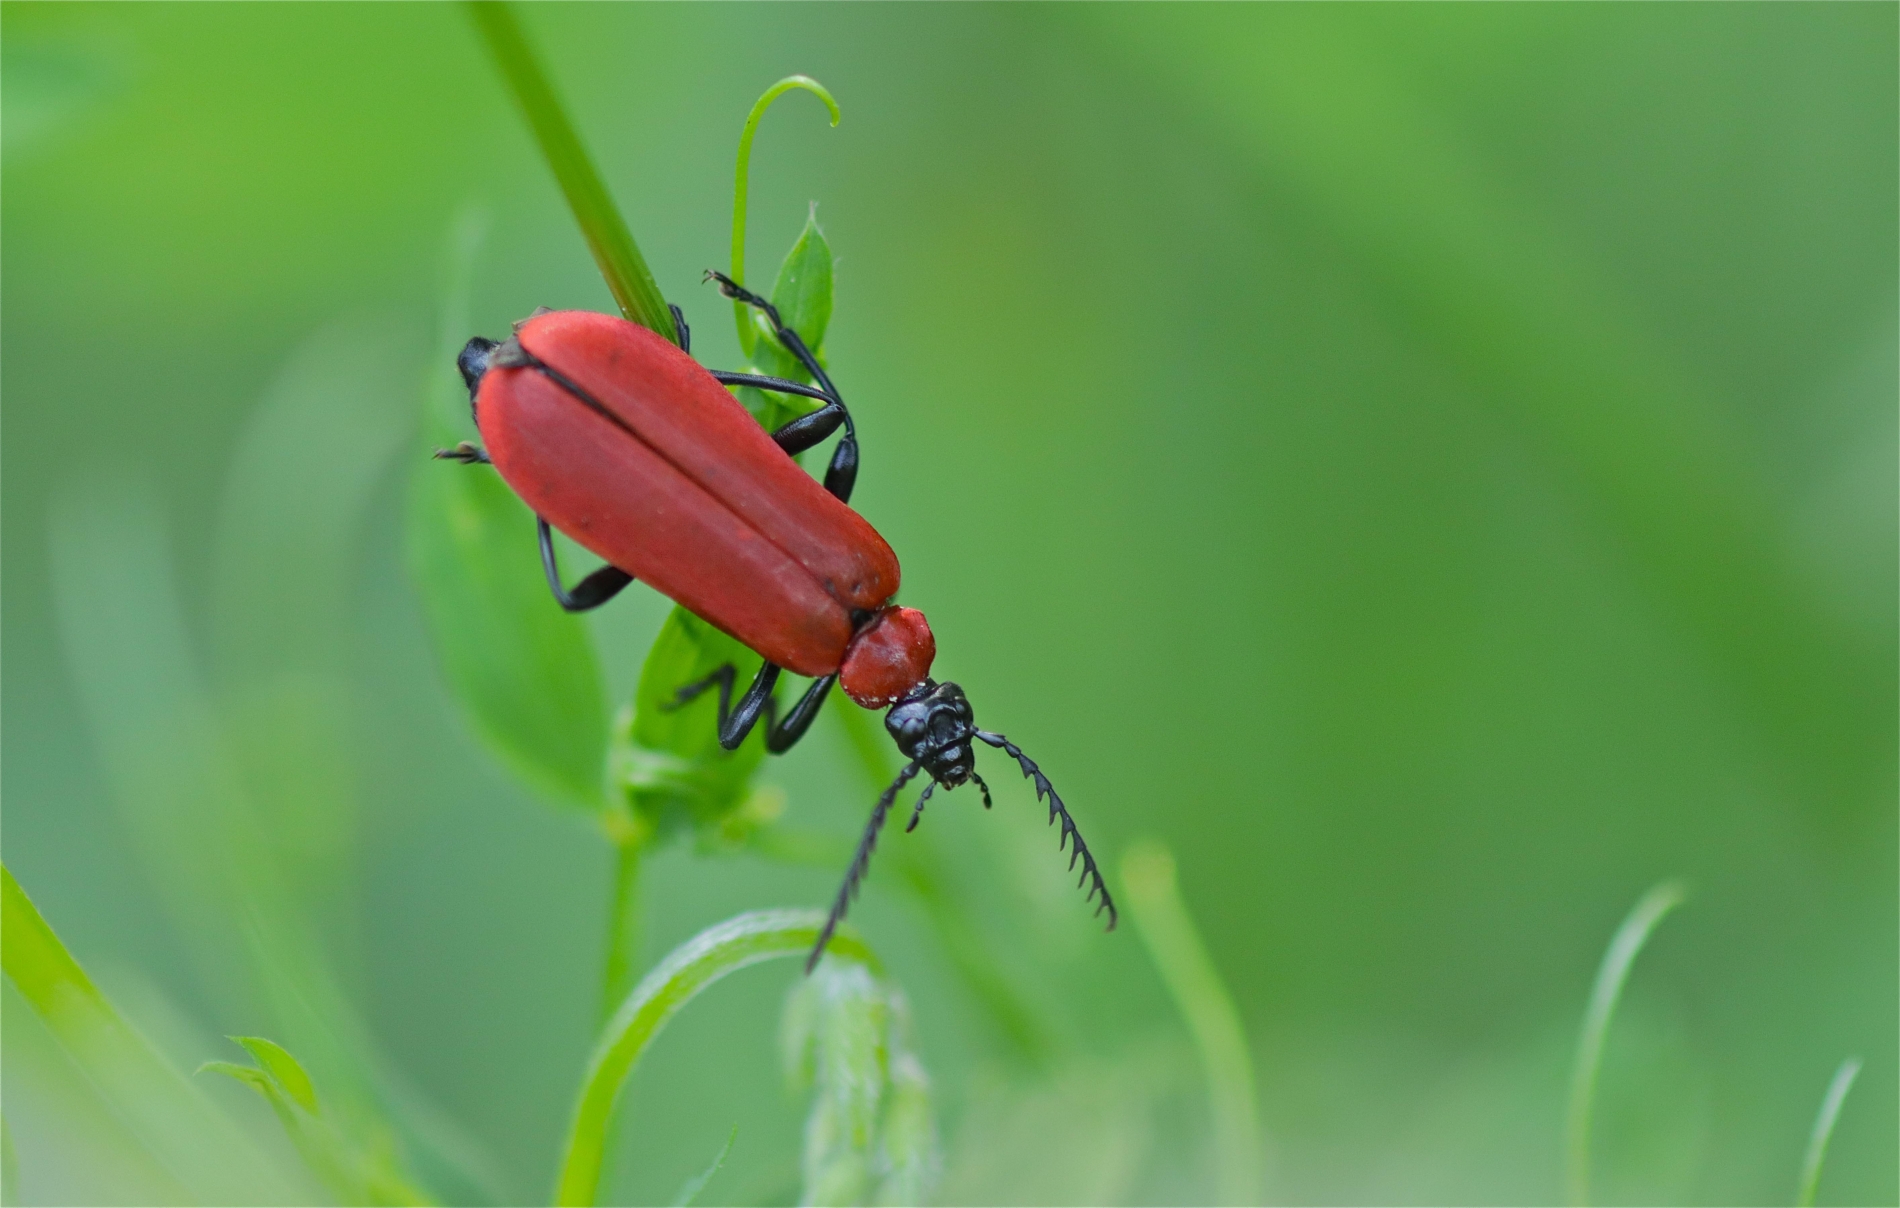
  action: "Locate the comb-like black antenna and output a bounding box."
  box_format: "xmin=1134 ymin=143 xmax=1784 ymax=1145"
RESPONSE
xmin=904 ymin=780 xmax=938 ymax=833
xmin=808 ymin=760 xmax=923 ymax=972
xmin=974 ymin=730 xmax=1117 ymax=930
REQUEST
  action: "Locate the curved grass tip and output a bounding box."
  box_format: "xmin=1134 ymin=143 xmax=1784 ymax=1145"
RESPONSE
xmin=731 ymin=75 xmax=840 ymax=355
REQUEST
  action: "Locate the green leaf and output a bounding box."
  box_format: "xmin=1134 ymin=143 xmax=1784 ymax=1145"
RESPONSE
xmin=408 ymin=417 xmax=610 ymax=811
xmin=233 ymin=1036 xmax=320 ymax=1113
xmin=1 ymin=863 xmax=302 ymax=1205
xmin=745 ymin=213 xmax=837 ymax=433
xmin=202 ymin=1037 xmax=431 ymax=1206
xmin=553 ymin=909 xmax=881 ymax=1207
xmin=610 ymin=608 xmax=768 ymax=840
xmin=408 ymin=209 xmax=609 ymax=814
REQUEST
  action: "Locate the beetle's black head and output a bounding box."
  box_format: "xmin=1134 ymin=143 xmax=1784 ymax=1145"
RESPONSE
xmin=885 ymin=679 xmax=976 ymax=786
xmin=458 ymin=336 xmax=499 ymax=422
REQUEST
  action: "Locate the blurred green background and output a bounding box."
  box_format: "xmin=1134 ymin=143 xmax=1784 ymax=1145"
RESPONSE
xmin=3 ymin=3 xmax=1894 ymax=1205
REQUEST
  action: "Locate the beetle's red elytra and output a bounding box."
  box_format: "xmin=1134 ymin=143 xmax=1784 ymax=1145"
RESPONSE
xmin=447 ymin=273 xmax=1113 ymax=970
xmin=481 ymin=310 xmax=904 ymax=681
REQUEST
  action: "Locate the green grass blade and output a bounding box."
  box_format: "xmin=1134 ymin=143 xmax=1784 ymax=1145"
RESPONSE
xmin=1122 ymin=839 xmax=1263 ymax=1206
xmin=670 ymin=1125 xmax=736 ymax=1208
xmin=730 ymin=75 xmax=839 ymax=356
xmin=1565 ymin=879 xmax=1687 ymax=1206
xmin=1 ymin=863 xmax=299 ymax=1205
xmin=552 ymin=909 xmax=879 ymax=1206
xmin=1795 ymin=1057 xmax=1862 ymax=1208
xmin=465 ymin=1 xmax=675 ymax=341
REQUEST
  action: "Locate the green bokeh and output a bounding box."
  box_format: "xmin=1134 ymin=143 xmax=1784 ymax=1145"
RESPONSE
xmin=3 ymin=4 xmax=1893 ymax=1205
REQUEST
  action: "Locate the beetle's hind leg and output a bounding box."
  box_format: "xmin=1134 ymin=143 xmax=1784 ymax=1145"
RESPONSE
xmin=704 ymin=270 xmax=860 ymax=505
xmin=538 ymin=517 xmax=634 ymax=612
xmin=668 ymin=662 xmax=835 ymax=754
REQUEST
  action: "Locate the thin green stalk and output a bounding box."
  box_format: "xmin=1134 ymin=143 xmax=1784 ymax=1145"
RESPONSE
xmin=465 ymin=1 xmax=676 ymax=342
xmin=1565 ymin=879 xmax=1687 ymax=1207
xmin=729 ymin=76 xmax=839 ymax=356
xmin=1122 ymin=840 xmax=1263 ymax=1206
xmin=552 ymin=909 xmax=878 ymax=1206
xmin=1795 ymin=1056 xmax=1861 ymax=1207
xmin=598 ymin=826 xmax=646 ymax=1024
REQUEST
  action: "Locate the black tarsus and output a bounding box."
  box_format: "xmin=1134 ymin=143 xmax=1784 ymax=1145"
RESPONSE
xmin=538 ymin=516 xmax=634 ymax=612
xmin=809 ymin=760 xmax=924 ymax=972
xmin=433 ymin=441 xmax=491 ymax=464
xmin=705 ymin=270 xmax=859 ymax=503
xmin=670 ymin=304 xmax=690 ymax=354
xmin=667 ymin=662 xmax=836 ymax=754
xmin=974 ymin=730 xmax=1118 ymax=929
xmin=904 ymin=780 xmax=938 ymax=833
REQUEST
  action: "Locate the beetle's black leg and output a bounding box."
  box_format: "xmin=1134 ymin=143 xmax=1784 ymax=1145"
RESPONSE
xmin=904 ymin=780 xmax=938 ymax=833
xmin=538 ymin=517 xmax=634 ymax=612
xmin=670 ymin=304 xmax=691 ymax=354
xmin=973 ymin=730 xmax=1118 ymax=930
xmin=705 ymin=271 xmax=860 ymax=504
xmin=763 ymin=674 xmax=837 ymax=754
xmin=433 ymin=442 xmax=491 ymax=464
xmin=669 ymin=665 xmax=835 ymax=755
xmin=668 ymin=661 xmax=782 ymax=750
xmin=809 ymin=760 xmax=924 ymax=972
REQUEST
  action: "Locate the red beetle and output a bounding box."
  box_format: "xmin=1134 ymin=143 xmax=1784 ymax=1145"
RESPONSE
xmin=444 ymin=274 xmax=1113 ymax=965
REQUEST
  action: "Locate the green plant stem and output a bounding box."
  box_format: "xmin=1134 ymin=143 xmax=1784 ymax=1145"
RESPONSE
xmin=598 ymin=828 xmax=646 ymax=1024
xmin=1796 ymin=1056 xmax=1862 ymax=1208
xmin=1 ymin=863 xmax=297 ymax=1204
xmin=1122 ymin=839 xmax=1263 ymax=1206
xmin=729 ymin=75 xmax=839 ymax=356
xmin=552 ymin=909 xmax=878 ymax=1207
xmin=1565 ymin=879 xmax=1687 ymax=1207
xmin=465 ymin=1 xmax=676 ymax=342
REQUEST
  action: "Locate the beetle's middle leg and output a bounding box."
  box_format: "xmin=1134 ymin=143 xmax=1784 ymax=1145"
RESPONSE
xmin=668 ymin=662 xmax=835 ymax=754
xmin=539 ymin=517 xmax=634 ymax=612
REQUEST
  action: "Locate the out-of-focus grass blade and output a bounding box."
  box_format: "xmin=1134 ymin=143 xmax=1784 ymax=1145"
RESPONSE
xmin=1566 ymin=880 xmax=1687 ymax=1206
xmin=669 ymin=1125 xmax=736 ymax=1208
xmin=202 ymin=1037 xmax=433 ymax=1206
xmin=408 ymin=209 xmax=610 ymax=814
xmin=2 ymin=864 xmax=301 ymax=1206
xmin=1088 ymin=10 xmax=1885 ymax=793
xmin=1122 ymin=839 xmax=1263 ymax=1206
xmin=1795 ymin=1056 xmax=1862 ymax=1208
xmin=553 ymin=909 xmax=880 ymax=1207
xmin=464 ymin=1 xmax=674 ymax=341
xmin=611 ymin=609 xmax=768 ymax=839
xmin=210 ymin=316 xmax=416 ymax=888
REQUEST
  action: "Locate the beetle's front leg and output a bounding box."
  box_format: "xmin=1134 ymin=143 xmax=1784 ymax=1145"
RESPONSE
xmin=670 ymin=661 xmax=781 ymax=750
xmin=669 ymin=664 xmax=836 ymax=754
